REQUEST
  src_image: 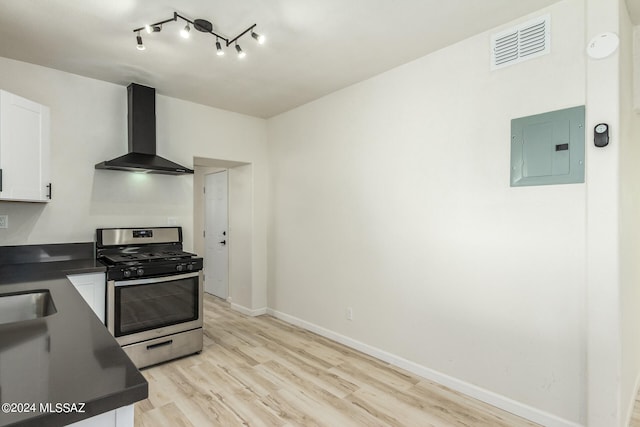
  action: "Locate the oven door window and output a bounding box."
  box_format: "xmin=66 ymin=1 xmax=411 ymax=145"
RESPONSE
xmin=114 ymin=276 xmax=198 ymax=337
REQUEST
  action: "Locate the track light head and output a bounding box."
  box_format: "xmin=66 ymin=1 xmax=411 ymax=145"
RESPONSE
xmin=251 ymin=30 xmax=265 ymax=45
xmin=235 ymin=44 xmax=246 ymax=59
xmin=136 ymin=33 xmax=145 ymax=50
xmin=180 ymin=23 xmax=191 ymax=39
xmin=216 ymin=40 xmax=225 ymax=56
xmin=145 ymin=24 xmax=161 ymax=34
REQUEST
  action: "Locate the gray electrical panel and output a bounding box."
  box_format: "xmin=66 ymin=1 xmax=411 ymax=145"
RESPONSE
xmin=510 ymin=105 xmax=585 ymax=187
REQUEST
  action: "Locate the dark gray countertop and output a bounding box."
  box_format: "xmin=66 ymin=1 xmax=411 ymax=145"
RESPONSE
xmin=0 ymin=245 xmax=148 ymax=426
xmin=0 ymin=243 xmax=105 ymax=284
xmin=0 ymin=259 xmax=106 ymax=284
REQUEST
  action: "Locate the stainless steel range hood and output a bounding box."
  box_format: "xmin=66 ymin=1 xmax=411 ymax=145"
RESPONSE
xmin=95 ymin=83 xmax=193 ymax=175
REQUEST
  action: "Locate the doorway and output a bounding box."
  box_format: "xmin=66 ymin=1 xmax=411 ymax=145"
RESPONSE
xmin=204 ymin=170 xmax=229 ymax=299
xmin=193 ymin=158 xmax=257 ymax=312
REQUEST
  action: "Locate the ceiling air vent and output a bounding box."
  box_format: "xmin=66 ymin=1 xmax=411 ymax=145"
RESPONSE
xmin=491 ymin=15 xmax=550 ymax=69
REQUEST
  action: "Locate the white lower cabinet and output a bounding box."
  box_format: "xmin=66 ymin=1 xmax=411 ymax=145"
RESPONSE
xmin=64 ymin=274 xmax=134 ymax=427
xmin=67 ymin=272 xmax=106 ymax=323
xmin=67 ymin=404 xmax=134 ymax=427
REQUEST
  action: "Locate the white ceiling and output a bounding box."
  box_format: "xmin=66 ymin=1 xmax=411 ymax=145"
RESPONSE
xmin=0 ymin=0 xmax=617 ymax=118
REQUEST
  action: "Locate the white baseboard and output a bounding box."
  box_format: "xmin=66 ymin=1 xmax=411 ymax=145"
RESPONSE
xmin=624 ymin=370 xmax=640 ymax=427
xmin=230 ymin=303 xmax=267 ymax=317
xmin=266 ymin=308 xmax=583 ymax=427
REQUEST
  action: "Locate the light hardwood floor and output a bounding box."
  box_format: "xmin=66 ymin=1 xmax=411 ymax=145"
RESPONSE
xmin=134 ymin=294 xmax=540 ymax=426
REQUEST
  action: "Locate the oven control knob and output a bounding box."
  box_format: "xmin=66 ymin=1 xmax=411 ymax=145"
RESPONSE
xmin=123 ymin=269 xmax=132 ymax=278
xmin=187 ymin=263 xmax=194 ymax=271
xmin=176 ymin=264 xmax=184 ymax=272
xmin=136 ymin=268 xmax=144 ymax=276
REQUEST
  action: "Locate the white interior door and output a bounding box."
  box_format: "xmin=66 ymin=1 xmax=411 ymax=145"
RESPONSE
xmin=205 ymin=171 xmax=229 ymax=299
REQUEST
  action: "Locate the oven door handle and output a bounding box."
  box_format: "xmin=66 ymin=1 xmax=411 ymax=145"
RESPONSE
xmin=113 ymin=271 xmax=200 ymax=287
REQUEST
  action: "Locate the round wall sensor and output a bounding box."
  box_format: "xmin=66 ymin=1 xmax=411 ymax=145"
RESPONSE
xmin=587 ymin=32 xmax=620 ymax=59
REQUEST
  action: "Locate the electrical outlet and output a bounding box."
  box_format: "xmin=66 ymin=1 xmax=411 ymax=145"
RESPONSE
xmin=0 ymin=215 xmax=7 ymax=229
xmin=346 ymin=307 xmax=354 ymax=321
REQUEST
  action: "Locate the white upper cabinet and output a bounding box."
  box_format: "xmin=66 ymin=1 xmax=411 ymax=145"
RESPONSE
xmin=0 ymin=90 xmax=51 ymax=202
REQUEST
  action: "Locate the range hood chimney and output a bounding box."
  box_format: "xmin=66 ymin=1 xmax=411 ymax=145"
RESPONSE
xmin=95 ymin=83 xmax=193 ymax=175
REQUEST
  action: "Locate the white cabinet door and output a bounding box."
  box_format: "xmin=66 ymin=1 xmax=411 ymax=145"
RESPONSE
xmin=0 ymin=90 xmax=51 ymax=202
xmin=67 ymin=273 xmax=106 ymax=324
xmin=67 ymin=405 xmax=134 ymax=427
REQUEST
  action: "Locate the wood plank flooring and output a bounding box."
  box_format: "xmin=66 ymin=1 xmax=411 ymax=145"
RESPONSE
xmin=134 ymin=294 xmax=540 ymax=426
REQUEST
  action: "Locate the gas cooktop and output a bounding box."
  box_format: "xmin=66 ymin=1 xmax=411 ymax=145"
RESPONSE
xmin=100 ymin=250 xmax=197 ymax=265
xmin=96 ymin=227 xmax=203 ymax=280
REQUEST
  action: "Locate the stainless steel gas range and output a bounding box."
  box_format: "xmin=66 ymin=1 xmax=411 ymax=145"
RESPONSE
xmin=96 ymin=227 xmax=203 ymax=369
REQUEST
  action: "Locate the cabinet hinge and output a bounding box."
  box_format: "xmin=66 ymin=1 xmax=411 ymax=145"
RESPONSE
xmin=0 ymin=169 xmax=3 ymax=192
xmin=203 ymin=230 xmax=206 ymax=238
xmin=46 ymin=183 xmax=52 ymax=199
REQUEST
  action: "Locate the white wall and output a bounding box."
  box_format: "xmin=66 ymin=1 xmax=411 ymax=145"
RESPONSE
xmin=228 ymin=164 xmax=256 ymax=309
xmin=267 ymin=0 xmax=586 ymax=424
xmin=620 ymin=14 xmax=640 ymax=427
xmin=0 ymin=57 xmax=267 ymax=257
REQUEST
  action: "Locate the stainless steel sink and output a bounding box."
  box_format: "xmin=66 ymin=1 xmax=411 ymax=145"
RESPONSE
xmin=0 ymin=291 xmax=57 ymax=325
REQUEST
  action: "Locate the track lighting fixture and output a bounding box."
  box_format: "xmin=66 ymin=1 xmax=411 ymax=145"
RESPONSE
xmin=133 ymin=12 xmax=265 ymax=59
